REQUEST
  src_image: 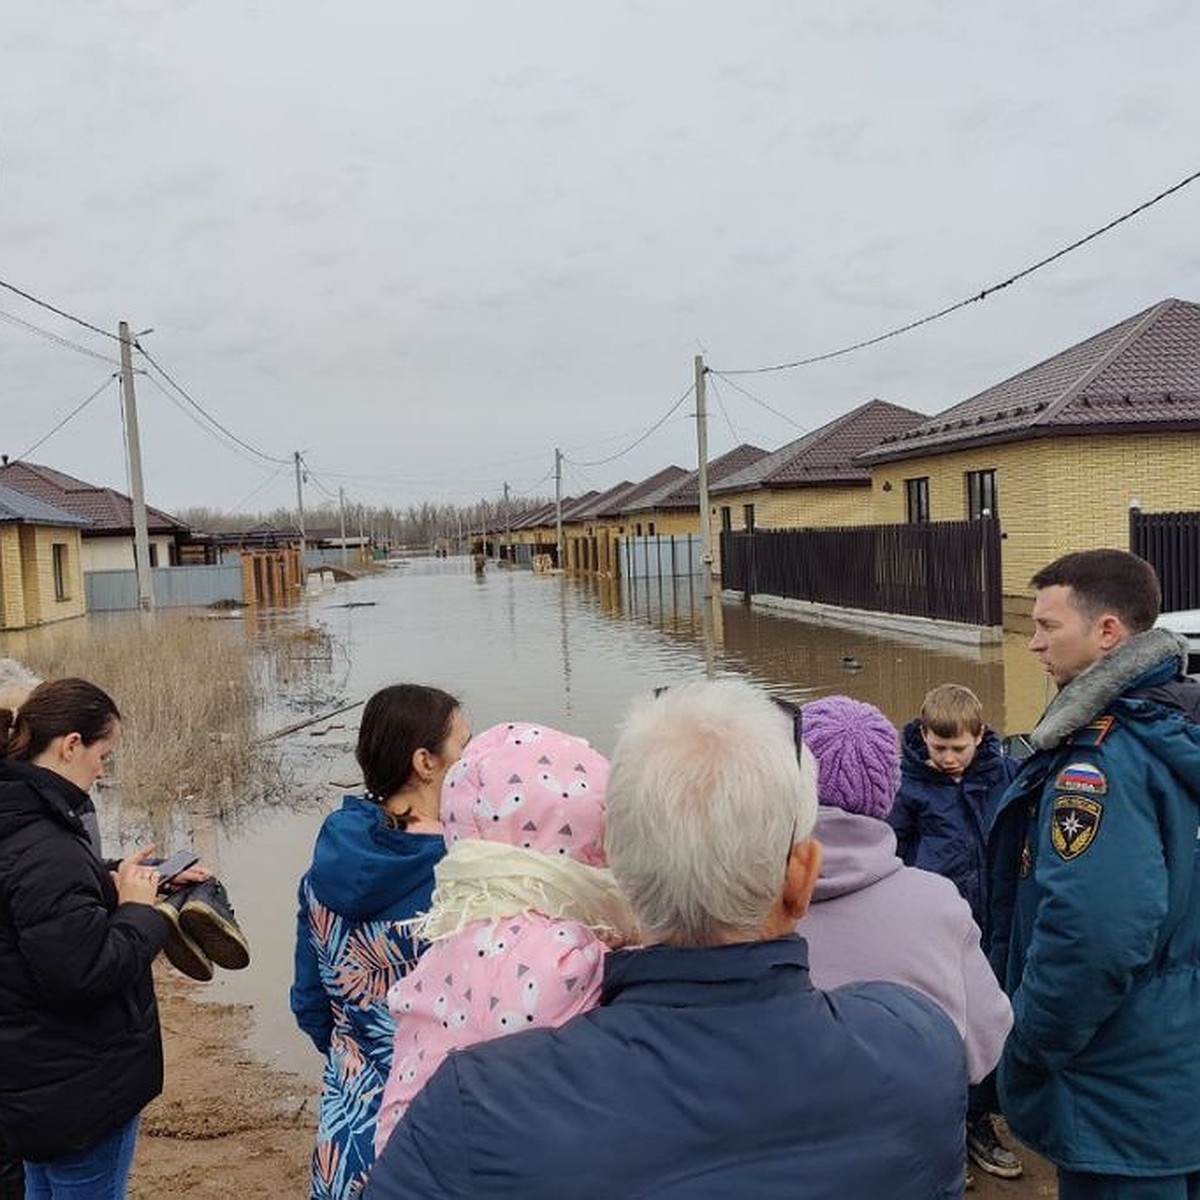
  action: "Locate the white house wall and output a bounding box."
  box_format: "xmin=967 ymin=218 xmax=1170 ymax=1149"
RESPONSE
xmin=82 ymin=535 xmax=175 ymax=573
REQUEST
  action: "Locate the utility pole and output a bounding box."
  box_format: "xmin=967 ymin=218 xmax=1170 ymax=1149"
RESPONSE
xmin=339 ymin=486 xmax=348 ymax=567
xmin=554 ymin=448 xmax=564 ymax=568
xmin=695 ymin=354 xmax=715 ymax=677
xmin=503 ymin=481 xmax=511 ymax=564
xmin=118 ymin=321 xmax=155 ymax=611
xmin=293 ymin=451 xmax=306 ymax=556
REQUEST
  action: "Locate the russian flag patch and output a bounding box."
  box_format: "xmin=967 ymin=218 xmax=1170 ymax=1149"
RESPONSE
xmin=1055 ymin=761 xmax=1108 ymax=796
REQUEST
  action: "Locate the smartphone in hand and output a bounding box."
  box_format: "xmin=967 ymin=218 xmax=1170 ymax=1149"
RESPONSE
xmin=154 ymin=849 xmax=200 ymax=887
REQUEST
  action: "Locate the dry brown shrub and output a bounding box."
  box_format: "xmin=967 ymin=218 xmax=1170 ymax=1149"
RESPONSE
xmin=12 ymin=613 xmax=286 ymax=815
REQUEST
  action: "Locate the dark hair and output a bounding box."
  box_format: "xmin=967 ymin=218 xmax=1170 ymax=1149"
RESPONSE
xmin=1 ymin=678 xmax=121 ymax=762
xmin=356 ymin=684 xmax=460 ymax=823
xmin=1030 ymin=549 xmax=1161 ymax=632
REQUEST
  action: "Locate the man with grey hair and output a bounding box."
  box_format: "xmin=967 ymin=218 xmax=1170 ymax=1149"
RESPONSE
xmin=368 ymin=678 xmax=967 ymax=1199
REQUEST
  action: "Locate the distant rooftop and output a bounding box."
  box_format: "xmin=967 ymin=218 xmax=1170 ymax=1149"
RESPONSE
xmin=861 ymin=298 xmax=1200 ymax=464
xmin=0 ymin=481 xmax=89 ymax=528
xmin=0 ymin=460 xmax=188 ymax=535
xmin=639 ymin=444 xmax=770 ymax=511
xmin=714 ymin=400 xmax=925 ymax=493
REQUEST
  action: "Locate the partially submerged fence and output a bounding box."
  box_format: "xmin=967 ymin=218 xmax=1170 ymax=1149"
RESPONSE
xmin=1130 ymin=508 xmax=1200 ymax=612
xmin=86 ymin=563 xmax=244 ymax=612
xmin=620 ymin=534 xmax=705 ymax=580
xmin=720 ymin=518 xmax=1002 ymax=628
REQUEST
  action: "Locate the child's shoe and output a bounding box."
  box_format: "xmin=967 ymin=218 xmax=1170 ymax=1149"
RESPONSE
xmin=155 ymin=890 xmax=214 ymax=981
xmin=179 ymin=878 xmax=251 ymax=970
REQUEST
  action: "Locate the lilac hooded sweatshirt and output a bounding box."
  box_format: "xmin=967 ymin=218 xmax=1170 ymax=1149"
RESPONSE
xmin=801 ymin=805 xmax=1011 ymax=1084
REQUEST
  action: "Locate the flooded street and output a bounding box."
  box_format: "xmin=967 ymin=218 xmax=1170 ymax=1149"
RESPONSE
xmin=5 ymin=559 xmax=1052 ymax=1081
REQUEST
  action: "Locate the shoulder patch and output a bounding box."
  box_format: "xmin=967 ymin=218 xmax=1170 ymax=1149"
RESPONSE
xmin=1054 ymin=761 xmax=1107 ymax=796
xmin=1051 ymin=795 xmax=1103 ymax=861
xmin=1069 ymin=715 xmax=1115 ymax=747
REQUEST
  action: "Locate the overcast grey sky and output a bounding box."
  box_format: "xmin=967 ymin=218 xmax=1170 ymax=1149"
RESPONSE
xmin=1 ymin=1 xmax=1198 ymax=514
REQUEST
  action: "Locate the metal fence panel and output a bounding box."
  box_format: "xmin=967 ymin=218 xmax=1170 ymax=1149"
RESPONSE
xmin=86 ymin=564 xmax=244 ymax=612
xmin=1130 ymin=509 xmax=1200 ymax=612
xmin=620 ymin=535 xmax=703 ymax=579
xmin=720 ymin=519 xmax=1002 ymax=627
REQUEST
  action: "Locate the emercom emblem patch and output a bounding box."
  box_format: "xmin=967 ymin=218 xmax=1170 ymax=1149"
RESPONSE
xmin=1051 ymin=795 xmax=1103 ymax=861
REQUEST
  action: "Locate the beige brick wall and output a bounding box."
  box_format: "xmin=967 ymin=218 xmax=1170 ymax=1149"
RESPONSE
xmin=8 ymin=526 xmax=86 ymax=628
xmin=0 ymin=526 xmax=26 ymax=629
xmin=868 ymin=433 xmax=1200 ymax=599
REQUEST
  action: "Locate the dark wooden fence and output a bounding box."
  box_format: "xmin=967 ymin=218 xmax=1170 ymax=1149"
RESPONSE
xmin=720 ymin=518 xmax=1002 ymax=627
xmin=1130 ymin=509 xmax=1200 ymax=612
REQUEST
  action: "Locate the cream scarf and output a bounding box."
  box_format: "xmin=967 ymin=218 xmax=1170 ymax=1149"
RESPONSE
xmin=406 ymin=840 xmax=640 ymax=947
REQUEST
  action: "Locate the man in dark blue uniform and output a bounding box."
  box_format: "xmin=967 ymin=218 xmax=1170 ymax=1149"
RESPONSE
xmin=990 ymin=549 xmax=1200 ymax=1200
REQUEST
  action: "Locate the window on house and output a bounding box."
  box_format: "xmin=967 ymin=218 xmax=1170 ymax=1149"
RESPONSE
xmin=720 ymin=507 xmax=732 ymax=532
xmin=905 ymin=478 xmax=930 ymax=523
xmin=149 ymin=543 xmax=159 ymax=568
xmin=648 ymin=522 xmax=656 ymax=536
xmin=635 ymin=523 xmax=643 ymax=537
xmin=743 ymin=504 xmax=756 ymax=532
xmin=52 ymin=543 xmax=69 ymax=601
xmin=966 ymin=470 xmax=998 ymax=520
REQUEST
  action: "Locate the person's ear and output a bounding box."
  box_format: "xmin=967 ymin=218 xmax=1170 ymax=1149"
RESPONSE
xmin=411 ymin=746 xmax=436 ymax=785
xmin=782 ymin=838 xmax=822 ymax=921
xmin=61 ymin=732 xmax=82 ymax=761
xmin=1096 ymin=613 xmax=1128 ymax=651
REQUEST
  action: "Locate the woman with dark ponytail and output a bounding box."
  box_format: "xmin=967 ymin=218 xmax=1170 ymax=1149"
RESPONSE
xmin=0 ymin=678 xmax=169 ymax=1198
xmin=291 ymin=683 xmax=470 ymax=1200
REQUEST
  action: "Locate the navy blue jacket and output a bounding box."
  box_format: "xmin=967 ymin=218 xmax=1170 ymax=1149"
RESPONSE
xmin=365 ymin=936 xmax=966 ymax=1200
xmin=889 ymin=721 xmax=1017 ymax=928
xmin=989 ymin=653 xmax=1200 ymax=1174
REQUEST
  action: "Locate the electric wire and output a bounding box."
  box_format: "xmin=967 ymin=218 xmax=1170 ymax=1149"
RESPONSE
xmin=232 ymin=462 xmax=291 ymax=511
xmin=0 ymin=307 xmax=122 ymax=366
xmin=715 ymin=163 xmax=1200 ymax=375
xmin=10 ymin=373 xmax=120 ymax=463
xmin=705 ymin=372 xmax=741 ymax=442
xmin=565 ymin=382 xmax=695 ymax=468
xmin=708 ymin=370 xmax=809 ymax=432
xmin=0 ymin=277 xmax=121 ymax=343
xmin=141 ymin=372 xmax=278 ymax=468
xmin=135 ymin=343 xmax=289 ymax=465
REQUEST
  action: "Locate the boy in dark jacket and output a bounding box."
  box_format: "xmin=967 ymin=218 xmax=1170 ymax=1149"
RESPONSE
xmin=889 ymin=683 xmax=1022 ymax=1183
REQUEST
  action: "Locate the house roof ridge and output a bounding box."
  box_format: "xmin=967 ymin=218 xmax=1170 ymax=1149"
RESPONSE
xmin=1032 ymin=298 xmax=1177 ymax=427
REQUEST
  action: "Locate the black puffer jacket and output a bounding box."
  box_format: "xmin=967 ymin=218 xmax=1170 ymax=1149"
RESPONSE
xmin=0 ymin=759 xmax=167 ymax=1160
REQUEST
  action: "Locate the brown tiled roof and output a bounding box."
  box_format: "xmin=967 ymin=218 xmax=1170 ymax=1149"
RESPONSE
xmin=608 ymin=465 xmax=690 ymax=516
xmin=861 ymin=298 xmax=1200 ymax=463
xmin=713 ymin=400 xmax=926 ymax=493
xmin=643 ymin=444 xmax=771 ymax=511
xmin=569 ymin=481 xmax=636 ymax=522
xmin=0 ymin=461 xmax=188 ymax=535
xmin=0 ymin=481 xmax=89 ymax=527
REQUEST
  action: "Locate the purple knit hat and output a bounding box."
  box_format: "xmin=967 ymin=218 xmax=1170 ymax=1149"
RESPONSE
xmin=800 ymin=695 xmax=900 ymax=820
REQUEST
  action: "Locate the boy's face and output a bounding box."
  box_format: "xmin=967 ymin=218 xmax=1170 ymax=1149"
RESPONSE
xmin=921 ymin=727 xmax=982 ymax=780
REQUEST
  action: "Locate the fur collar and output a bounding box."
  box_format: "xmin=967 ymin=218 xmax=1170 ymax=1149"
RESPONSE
xmin=1030 ymin=627 xmax=1189 ymax=751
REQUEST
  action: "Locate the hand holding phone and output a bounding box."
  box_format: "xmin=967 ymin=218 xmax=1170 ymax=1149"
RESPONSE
xmin=155 ymin=849 xmax=201 ymax=888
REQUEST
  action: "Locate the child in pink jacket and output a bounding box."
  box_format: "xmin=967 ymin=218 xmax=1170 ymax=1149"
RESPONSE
xmin=373 ymin=722 xmax=637 ymax=1157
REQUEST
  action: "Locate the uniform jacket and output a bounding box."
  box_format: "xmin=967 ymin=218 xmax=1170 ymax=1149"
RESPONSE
xmin=803 ymin=805 xmax=1011 ymax=1083
xmin=0 ymin=759 xmax=167 ymax=1161
xmin=290 ymin=795 xmax=444 ymax=1200
xmin=890 ymin=721 xmax=1018 ymax=926
xmin=365 ymin=936 xmax=967 ymax=1200
xmin=988 ymin=629 xmax=1200 ymax=1175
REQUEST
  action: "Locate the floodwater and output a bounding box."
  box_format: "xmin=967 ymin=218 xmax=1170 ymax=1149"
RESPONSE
xmin=7 ymin=558 xmax=1052 ymax=1079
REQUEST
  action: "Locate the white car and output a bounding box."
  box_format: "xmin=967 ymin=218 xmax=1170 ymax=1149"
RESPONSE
xmin=1155 ymin=609 xmax=1200 ymax=676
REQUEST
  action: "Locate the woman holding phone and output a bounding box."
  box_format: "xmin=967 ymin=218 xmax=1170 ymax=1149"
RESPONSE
xmin=0 ymin=677 xmax=170 ymax=1198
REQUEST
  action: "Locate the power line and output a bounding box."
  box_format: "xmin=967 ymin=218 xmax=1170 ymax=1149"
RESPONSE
xmin=141 ymin=372 xmax=276 ymax=468
xmin=0 ymin=278 xmax=120 ymax=343
xmin=565 ymin=382 xmax=695 ymax=468
xmin=705 ymin=372 xmax=741 ymax=441
xmin=231 ymin=462 xmax=291 ymax=511
xmin=708 ymin=370 xmax=809 ymax=432
xmin=9 ymin=373 xmax=120 ymax=463
xmin=135 ymin=343 xmax=289 ymax=465
xmin=0 ymin=307 xmax=122 ymax=366
xmin=715 ymin=162 xmax=1200 ymax=375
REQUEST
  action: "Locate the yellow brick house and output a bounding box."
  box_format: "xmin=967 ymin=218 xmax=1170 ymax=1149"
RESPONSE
xmin=858 ymin=297 xmax=1200 ymax=625
xmin=0 ymin=481 xmax=88 ymax=630
xmin=710 ymin=399 xmax=926 ymax=574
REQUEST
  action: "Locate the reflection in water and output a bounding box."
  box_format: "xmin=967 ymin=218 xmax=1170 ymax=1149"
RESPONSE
xmin=3 ymin=558 xmax=1054 ymax=1078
